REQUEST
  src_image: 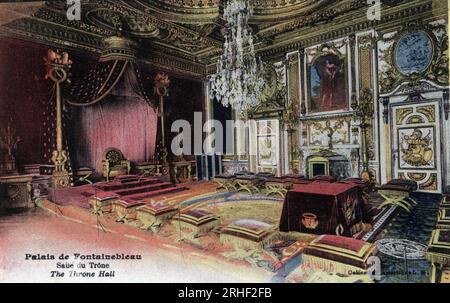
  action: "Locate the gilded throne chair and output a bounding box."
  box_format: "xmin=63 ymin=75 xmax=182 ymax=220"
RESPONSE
xmin=102 ymin=148 xmax=131 ymax=182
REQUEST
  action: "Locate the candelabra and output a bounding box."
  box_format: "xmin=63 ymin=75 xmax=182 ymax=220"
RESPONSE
xmin=44 ymin=49 xmax=72 ymax=187
xmin=352 ymin=88 xmax=374 ymax=180
xmin=154 ymin=73 xmax=170 ymax=175
xmin=0 ymin=119 xmax=20 ymax=174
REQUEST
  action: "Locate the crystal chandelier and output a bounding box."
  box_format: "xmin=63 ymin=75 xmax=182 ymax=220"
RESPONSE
xmin=209 ymin=0 xmax=265 ymax=113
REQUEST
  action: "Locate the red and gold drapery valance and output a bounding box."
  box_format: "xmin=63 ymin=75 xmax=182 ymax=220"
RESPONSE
xmin=64 ymin=60 xmax=156 ymax=108
xmin=64 ymin=36 xmax=156 ymax=108
xmin=65 ymin=59 xmax=128 ymax=106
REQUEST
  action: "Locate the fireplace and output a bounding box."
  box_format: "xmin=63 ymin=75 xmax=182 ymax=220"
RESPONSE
xmin=306 ymin=151 xmax=349 ymax=181
xmin=308 ymin=156 xmax=329 ymax=178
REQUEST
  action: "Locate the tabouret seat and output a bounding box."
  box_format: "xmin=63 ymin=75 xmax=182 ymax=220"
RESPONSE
xmin=136 ymin=203 xmax=178 ymax=231
xmin=387 ymin=179 xmax=418 ymax=191
xmin=426 ymin=229 xmax=450 ymax=283
xmin=171 ymin=209 xmax=220 ymax=240
xmin=74 ymin=167 xmax=95 ymax=185
xmin=437 ymin=208 xmax=450 ymax=230
xmin=282 ymin=174 xmax=305 ymax=180
xmin=255 ymin=172 xmax=275 ymax=179
xmin=281 ymin=174 xmax=307 ymax=185
xmin=311 ymin=175 xmax=336 ymax=183
xmin=265 ymin=177 xmax=293 ymax=197
xmin=214 ymin=174 xmax=237 ymax=192
xmin=340 ymin=178 xmax=372 ymax=203
xmin=89 ymin=191 xmax=120 ymax=216
xmin=234 ymin=175 xmax=265 ymax=194
xmin=441 ymin=194 xmax=450 ymax=208
xmin=111 ymin=199 xmax=145 ymax=223
xmin=220 ymin=219 xmax=275 ymax=249
xmin=342 ymin=177 xmax=371 ymax=188
xmin=234 ymin=171 xmax=254 ymax=176
xmin=301 ymin=235 xmax=378 ymax=276
xmin=377 ymin=179 xmax=418 ymax=213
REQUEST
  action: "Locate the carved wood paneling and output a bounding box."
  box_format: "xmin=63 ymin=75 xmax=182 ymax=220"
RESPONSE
xmin=358 ymin=33 xmax=376 ymax=161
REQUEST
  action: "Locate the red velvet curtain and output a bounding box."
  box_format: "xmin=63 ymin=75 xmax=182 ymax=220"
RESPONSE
xmin=70 ymin=64 xmax=158 ymax=174
xmin=72 ymin=97 xmax=157 ymax=174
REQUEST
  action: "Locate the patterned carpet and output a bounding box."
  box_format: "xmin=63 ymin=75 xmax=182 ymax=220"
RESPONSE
xmin=46 ymin=181 xmax=443 ymax=282
xmin=180 ymin=192 xmax=284 ymax=227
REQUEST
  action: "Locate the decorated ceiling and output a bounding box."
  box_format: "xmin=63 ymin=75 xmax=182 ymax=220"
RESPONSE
xmin=0 ymin=0 xmax=432 ymax=77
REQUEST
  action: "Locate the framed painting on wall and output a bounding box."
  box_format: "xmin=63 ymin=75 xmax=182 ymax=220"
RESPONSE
xmin=308 ymin=53 xmax=348 ymax=113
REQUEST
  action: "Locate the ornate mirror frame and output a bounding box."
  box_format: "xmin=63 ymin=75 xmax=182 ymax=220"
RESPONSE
xmin=379 ymin=21 xmax=448 ymax=95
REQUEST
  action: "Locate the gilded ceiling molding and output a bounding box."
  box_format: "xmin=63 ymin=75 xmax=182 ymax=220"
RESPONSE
xmin=256 ymin=0 xmax=434 ymax=61
xmin=141 ymin=53 xmax=208 ymax=79
xmin=130 ymin=0 xmax=220 ymax=23
xmin=1 ymin=18 xmax=104 ymax=54
xmin=256 ymin=0 xmax=356 ymax=37
xmin=118 ymin=0 xmax=223 ymax=50
xmin=33 ymin=5 xmax=114 ymax=37
xmin=252 ymin=0 xmax=334 ymax=22
xmin=0 ymin=0 xmax=440 ymax=79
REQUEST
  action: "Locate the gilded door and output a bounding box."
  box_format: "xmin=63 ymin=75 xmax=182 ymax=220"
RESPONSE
xmin=391 ymin=101 xmax=442 ymax=193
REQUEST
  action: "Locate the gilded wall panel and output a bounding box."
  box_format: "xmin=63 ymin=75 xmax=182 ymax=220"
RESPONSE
xmin=306 ymin=119 xmax=351 ymax=147
xmin=378 ymin=20 xmax=448 ymax=94
xmin=358 ymin=33 xmax=376 ymax=161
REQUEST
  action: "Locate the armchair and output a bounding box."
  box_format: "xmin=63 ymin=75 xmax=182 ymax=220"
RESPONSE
xmin=102 ymin=148 xmax=131 ymax=182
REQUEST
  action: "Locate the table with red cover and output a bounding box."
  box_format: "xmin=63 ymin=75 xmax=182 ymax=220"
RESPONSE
xmin=279 ymin=181 xmax=364 ymax=236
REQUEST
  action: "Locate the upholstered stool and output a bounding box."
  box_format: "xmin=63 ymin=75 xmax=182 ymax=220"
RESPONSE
xmin=256 ymin=172 xmax=275 ymax=179
xmin=265 ymin=177 xmax=293 ymax=197
xmin=220 ymin=219 xmax=275 ymax=249
xmin=136 ymin=203 xmax=178 ymax=231
xmin=441 ymin=195 xmax=450 ymax=208
xmin=301 ymin=235 xmax=378 ymax=276
xmin=312 ymin=175 xmax=337 ymax=183
xmin=387 ymin=179 xmax=418 ymax=191
xmin=437 ymin=208 xmax=450 ymax=230
xmin=445 ymin=186 xmax=450 ymax=194
xmin=74 ymin=167 xmax=94 ymax=185
xmin=234 ymin=171 xmax=254 ymax=176
xmin=111 ymin=199 xmax=145 ymax=223
xmin=290 ymin=179 xmax=314 ymax=186
xmin=281 ymin=174 xmax=307 ymax=185
xmin=89 ymin=192 xmax=120 ymax=216
xmin=377 ymin=180 xmax=418 ymax=213
xmin=171 ymin=209 xmax=220 ymax=240
xmin=214 ymin=174 xmax=237 ymax=192
xmin=282 ymin=174 xmax=305 ymax=180
xmin=426 ymin=229 xmax=450 ymax=283
xmin=343 ymin=177 xmax=371 ymax=188
xmin=235 ymin=175 xmax=265 ymax=194
xmin=341 ymin=178 xmax=371 ymax=203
